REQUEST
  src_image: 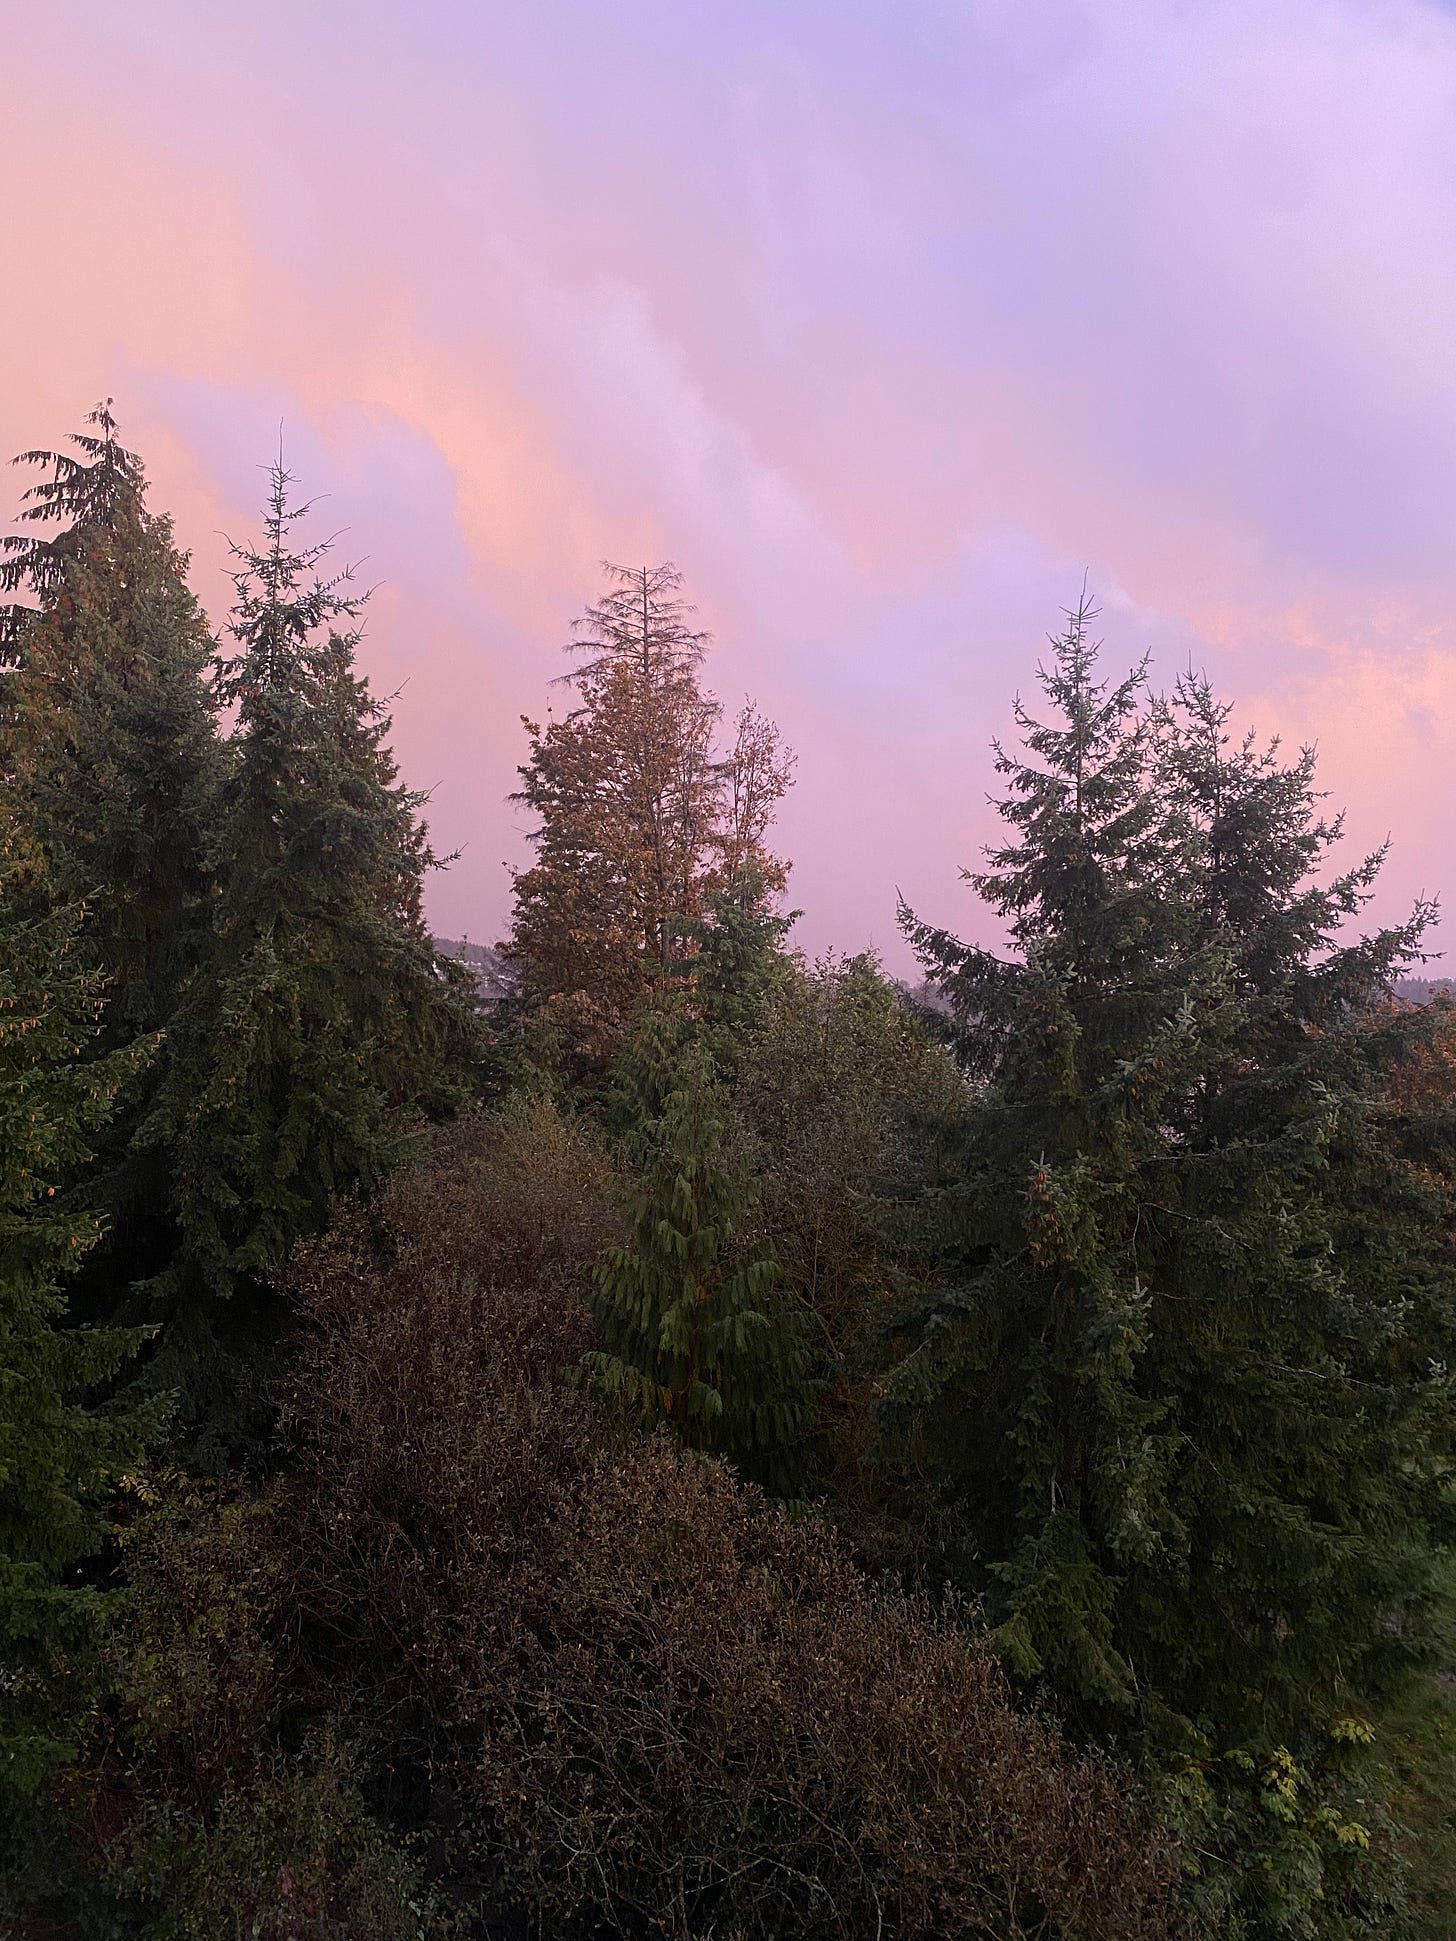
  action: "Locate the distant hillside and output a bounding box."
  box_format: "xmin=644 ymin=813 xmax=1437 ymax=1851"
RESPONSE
xmin=431 ymin=949 xmax=1451 ymax=1013
xmin=903 ymin=974 xmax=1455 ymax=1010
xmin=433 ymin=936 xmax=515 ymax=1002
xmin=1394 ymin=978 xmax=1456 ymax=1006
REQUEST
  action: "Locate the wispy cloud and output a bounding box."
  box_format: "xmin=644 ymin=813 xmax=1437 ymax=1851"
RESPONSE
xmin=4 ymin=0 xmax=1453 ymax=960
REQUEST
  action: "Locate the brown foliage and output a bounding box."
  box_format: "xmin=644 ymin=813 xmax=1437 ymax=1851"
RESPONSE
xmin=1382 ymin=993 xmax=1456 ymax=1115
xmin=379 ymin=1100 xmax=625 ymax=1304
xmin=280 ymin=1119 xmax=1177 ymax=1937
xmin=98 ymin=1111 xmax=1180 ymax=1938
xmin=508 ymin=563 xmax=793 ymax=1070
xmin=79 ymin=1477 xmax=435 ymax=1940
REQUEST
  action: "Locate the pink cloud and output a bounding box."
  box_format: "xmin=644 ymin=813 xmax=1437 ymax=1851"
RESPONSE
xmin=4 ymin=0 xmax=1456 ymax=965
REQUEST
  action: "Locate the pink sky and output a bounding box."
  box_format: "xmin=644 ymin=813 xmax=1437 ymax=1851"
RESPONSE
xmin=5 ymin=0 xmax=1456 ymax=970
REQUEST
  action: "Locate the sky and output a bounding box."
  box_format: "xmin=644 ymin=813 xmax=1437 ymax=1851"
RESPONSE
xmin=5 ymin=0 xmax=1456 ymax=970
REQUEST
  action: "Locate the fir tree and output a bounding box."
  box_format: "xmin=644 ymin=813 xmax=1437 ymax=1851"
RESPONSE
xmin=1139 ymin=671 xmax=1453 ymax=1731
xmin=139 ymin=462 xmax=475 ymax=1445
xmin=888 ymin=602 xmax=1453 ymax=1927
xmin=0 ymin=872 xmax=157 ymax=1799
xmin=892 ymin=600 xmax=1215 ymax=1705
xmin=688 ymin=860 xmax=797 ymax=1086
xmin=587 ymin=1013 xmax=814 ymax=1493
xmin=0 ymin=403 xmax=223 ymax=1028
xmin=0 ymin=405 xmax=225 ymax=1308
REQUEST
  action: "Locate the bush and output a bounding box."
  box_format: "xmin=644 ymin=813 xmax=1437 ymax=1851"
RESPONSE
xmin=380 ymin=1099 xmax=624 ymax=1304
xmin=50 ymin=1473 xmax=440 ymax=1940
xmin=278 ymin=1126 xmax=1179 ymax=1937
xmin=101 ymin=1743 xmax=438 ymax=1941
xmin=59 ymin=1110 xmax=1180 ymax=1938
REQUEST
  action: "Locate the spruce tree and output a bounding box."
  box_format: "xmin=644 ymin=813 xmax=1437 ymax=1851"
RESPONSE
xmin=587 ymin=1013 xmax=814 ymax=1493
xmin=140 ymin=462 xmax=475 ymax=1445
xmin=892 ymin=602 xmax=1215 ymax=1706
xmin=888 ymin=603 xmax=1453 ymax=1928
xmin=1141 ymin=672 xmax=1453 ymax=1730
xmin=0 ymin=871 xmax=157 ymax=1799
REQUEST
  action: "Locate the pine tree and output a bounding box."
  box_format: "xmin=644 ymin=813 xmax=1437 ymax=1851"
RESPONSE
xmin=587 ymin=1012 xmax=814 ymax=1493
xmin=139 ymin=462 xmax=476 ymax=1445
xmin=887 ymin=602 xmax=1453 ymax=1925
xmin=509 ymin=564 xmax=792 ymax=1074
xmin=0 ymin=870 xmax=157 ymax=1798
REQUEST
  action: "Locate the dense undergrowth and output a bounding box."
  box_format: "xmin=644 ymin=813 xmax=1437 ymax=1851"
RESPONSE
xmin=1376 ymin=1558 xmax=1456 ymax=1933
xmin=13 ymin=1114 xmax=1180 ymax=1939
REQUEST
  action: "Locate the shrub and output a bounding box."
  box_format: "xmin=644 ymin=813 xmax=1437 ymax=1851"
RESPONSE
xmin=66 ymin=1113 xmax=1180 ymax=1939
xmin=278 ymin=1150 xmax=1181 ymax=1938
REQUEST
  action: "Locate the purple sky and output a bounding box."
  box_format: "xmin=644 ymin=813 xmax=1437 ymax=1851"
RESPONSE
xmin=6 ymin=0 xmax=1456 ymax=969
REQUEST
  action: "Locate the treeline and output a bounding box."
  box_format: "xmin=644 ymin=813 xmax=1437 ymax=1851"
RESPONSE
xmin=2 ymin=408 xmax=1454 ymax=1938
xmin=1394 ymin=978 xmax=1456 ymax=1006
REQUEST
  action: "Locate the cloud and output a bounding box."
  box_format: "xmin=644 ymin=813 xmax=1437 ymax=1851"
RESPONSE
xmin=3 ymin=0 xmax=1454 ymax=960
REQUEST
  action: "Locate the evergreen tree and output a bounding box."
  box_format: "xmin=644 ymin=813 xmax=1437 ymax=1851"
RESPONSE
xmin=0 ymin=872 xmax=157 ymax=1799
xmin=888 ymin=602 xmax=1453 ymax=1929
xmin=0 ymin=404 xmax=225 ymax=1305
xmin=140 ymin=462 xmax=475 ymax=1445
xmin=892 ymin=601 xmax=1213 ymax=1704
xmin=0 ymin=403 xmax=223 ymax=1029
xmin=509 ymin=564 xmax=792 ymax=1074
xmin=688 ymin=860 xmax=796 ymax=1085
xmin=587 ymin=1013 xmax=814 ymax=1493
xmin=1142 ymin=672 xmax=1453 ymax=1733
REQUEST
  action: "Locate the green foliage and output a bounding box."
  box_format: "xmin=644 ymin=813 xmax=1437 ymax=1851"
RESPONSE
xmin=0 ymin=403 xmax=226 ymax=1321
xmin=889 ymin=601 xmax=1455 ymax=1934
xmin=0 ymin=876 xmax=159 ymax=1805
xmin=588 ymin=1013 xmax=815 ymax=1490
xmin=138 ymin=462 xmax=477 ymax=1448
xmin=7 ymin=400 xmax=1456 ymax=1938
xmin=109 ymin=1147 xmax=1177 ymax=1941
xmin=104 ymin=1751 xmax=443 ymax=1941
xmin=0 ymin=403 xmax=223 ymax=1028
xmin=1159 ymin=1724 xmax=1412 ymax=1940
xmin=725 ymin=949 xmax=967 ymax=1519
xmin=70 ymin=1472 xmax=444 ymax=1941
xmin=738 ymin=949 xmax=964 ymax=1332
xmin=687 ymin=867 xmax=795 ymax=1082
xmin=1371 ymin=1552 xmax=1456 ymax=1936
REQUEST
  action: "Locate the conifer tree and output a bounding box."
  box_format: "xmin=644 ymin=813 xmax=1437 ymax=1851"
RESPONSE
xmin=0 ymin=871 xmax=157 ymax=1798
xmin=888 ymin=602 xmax=1453 ymax=1926
xmin=0 ymin=406 xmax=225 ymax=1305
xmin=688 ymin=861 xmax=797 ymax=1086
xmin=587 ymin=1013 xmax=814 ymax=1493
xmin=1142 ymin=671 xmax=1452 ymax=1729
xmin=0 ymin=404 xmax=223 ymax=1029
xmin=509 ymin=565 xmax=792 ymax=1072
xmin=892 ymin=602 xmax=1215 ymax=1704
xmin=140 ymin=462 xmax=475 ymax=1443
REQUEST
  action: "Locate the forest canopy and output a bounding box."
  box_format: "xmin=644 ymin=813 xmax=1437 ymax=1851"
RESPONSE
xmin=1 ymin=408 xmax=1453 ymax=1940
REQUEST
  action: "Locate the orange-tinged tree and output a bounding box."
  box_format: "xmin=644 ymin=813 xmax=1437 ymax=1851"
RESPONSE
xmin=509 ymin=563 xmax=792 ymax=1070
